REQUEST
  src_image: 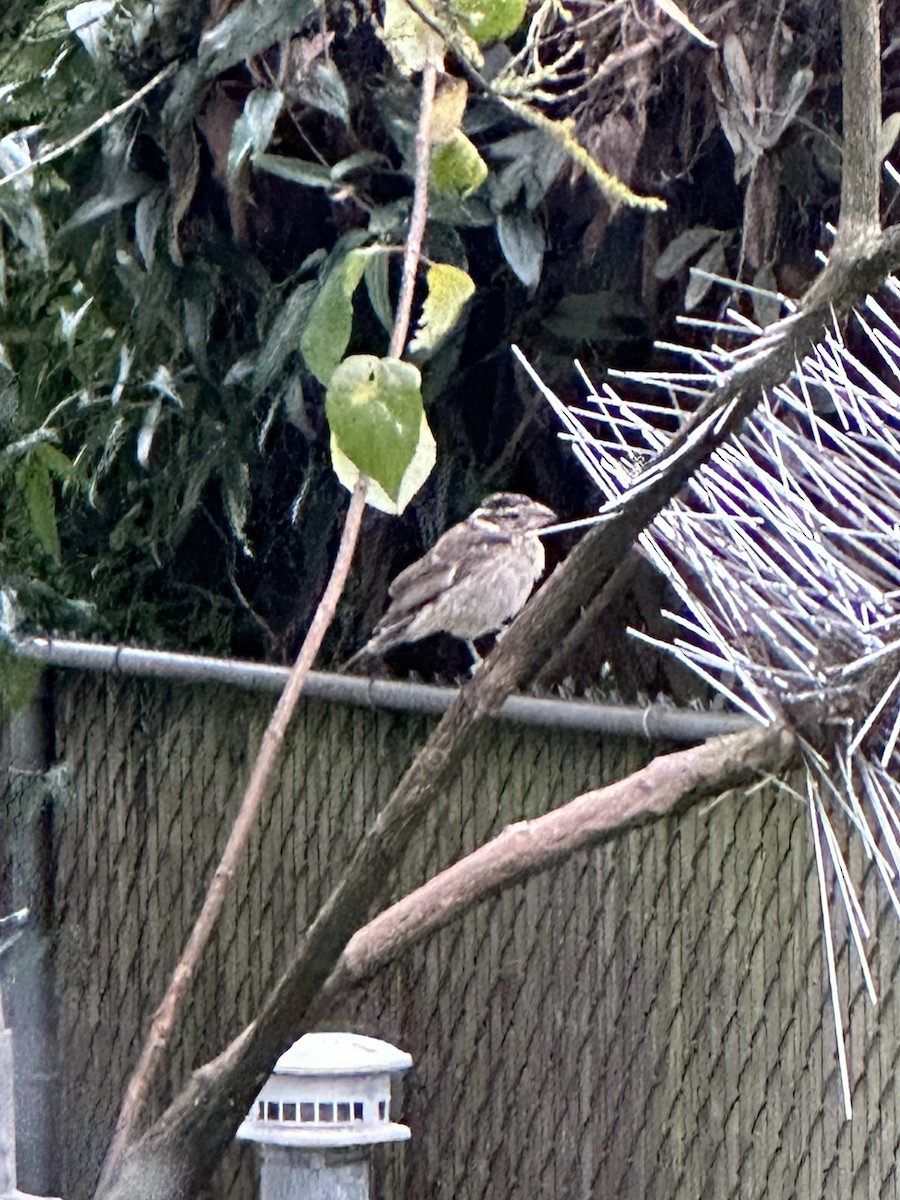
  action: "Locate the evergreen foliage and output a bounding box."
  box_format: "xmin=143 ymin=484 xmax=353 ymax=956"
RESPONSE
xmin=0 ymin=0 xmax=845 ymax=668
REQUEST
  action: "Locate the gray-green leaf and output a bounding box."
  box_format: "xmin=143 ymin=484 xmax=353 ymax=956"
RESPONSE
xmin=300 ymin=250 xmax=369 ymax=385
xmin=228 ymin=89 xmax=284 ymax=182
xmin=496 ymin=209 xmax=545 ymax=288
xmin=325 ymin=355 xmax=424 ymax=502
xmin=253 ymin=279 xmax=317 ymax=395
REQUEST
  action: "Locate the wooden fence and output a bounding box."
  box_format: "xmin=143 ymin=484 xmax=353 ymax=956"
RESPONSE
xmin=2 ymin=668 xmax=899 ymax=1199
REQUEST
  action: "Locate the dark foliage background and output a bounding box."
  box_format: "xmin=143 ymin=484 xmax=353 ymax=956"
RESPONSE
xmin=0 ymin=0 xmax=879 ymax=686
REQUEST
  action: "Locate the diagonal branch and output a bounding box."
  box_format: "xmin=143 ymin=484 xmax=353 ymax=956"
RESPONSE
xmin=96 ymin=476 xmax=368 ymax=1191
xmin=318 ymin=724 xmax=796 ymax=1004
xmin=100 ymin=217 xmax=900 ymax=1200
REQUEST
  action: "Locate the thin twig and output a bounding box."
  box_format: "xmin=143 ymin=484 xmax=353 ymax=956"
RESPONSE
xmin=0 ymin=63 xmax=177 ymax=191
xmin=96 ymin=46 xmax=441 ymax=1194
xmin=96 ymin=477 xmax=368 ymax=1189
xmin=390 ymin=55 xmax=438 ymax=358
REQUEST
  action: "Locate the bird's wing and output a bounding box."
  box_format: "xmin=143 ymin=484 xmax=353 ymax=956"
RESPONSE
xmin=384 ymin=530 xmax=463 ymax=615
xmin=384 ymin=525 xmax=508 ymax=618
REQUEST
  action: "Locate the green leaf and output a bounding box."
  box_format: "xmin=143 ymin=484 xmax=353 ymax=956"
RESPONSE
xmin=16 ymin=454 xmax=60 ymax=559
xmin=685 ymin=239 xmax=728 ymax=310
xmin=198 ymin=0 xmax=320 ymax=80
xmin=880 ymin=112 xmax=900 ymax=160
xmin=430 ymin=131 xmax=488 ymax=198
xmin=295 ymin=60 xmax=350 ymax=124
xmin=136 ymin=398 xmax=162 ymax=468
xmin=382 ymin=0 xmax=445 ymax=76
xmin=253 ymin=279 xmax=317 ymax=395
xmin=228 ymin=89 xmax=284 ymax=182
xmin=253 ymin=152 xmax=334 ymax=189
xmin=0 ymin=641 xmax=42 ymax=716
xmin=33 ymin=441 xmax=75 ymax=481
xmin=450 ymin=0 xmax=526 ymax=44
xmin=222 ymin=457 xmax=252 ymax=554
xmin=331 ymin=151 xmax=392 ymax=181
xmin=325 ymin=355 xmax=425 ymax=502
xmin=488 ymin=130 xmax=567 ymax=211
xmin=409 ymin=263 xmax=475 ymax=358
xmin=364 ymin=252 xmax=394 ymax=334
xmin=331 ymin=409 xmax=436 ymax=514
xmin=301 ymin=250 xmax=369 ymax=386
xmin=61 ymin=172 xmax=151 ymax=232
xmin=751 ymin=265 xmax=782 ymax=328
xmin=654 ymin=226 xmax=722 ymax=280
xmin=135 ymin=187 xmax=167 ymax=268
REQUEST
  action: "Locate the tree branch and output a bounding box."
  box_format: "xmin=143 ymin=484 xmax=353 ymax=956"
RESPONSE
xmin=95 ymin=45 xmax=440 ymax=1200
xmin=320 ymin=724 xmax=796 ymax=1002
xmin=838 ymin=0 xmax=881 ymax=238
xmin=99 ymin=208 xmax=900 ymax=1200
xmin=97 ymin=190 xmax=900 ymax=1200
xmin=0 ymin=64 xmax=177 ymax=192
xmin=390 ymin=55 xmax=438 ymax=358
xmin=96 ymin=478 xmax=368 ymax=1190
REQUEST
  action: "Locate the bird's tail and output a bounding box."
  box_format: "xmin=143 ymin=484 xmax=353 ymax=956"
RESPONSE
xmin=340 ymin=620 xmax=409 ymax=673
xmin=339 ymin=642 xmax=377 ymax=673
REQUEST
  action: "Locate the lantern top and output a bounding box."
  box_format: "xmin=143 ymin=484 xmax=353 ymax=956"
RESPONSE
xmin=272 ymin=1032 xmax=412 ymax=1079
xmin=236 ymin=1031 xmax=412 ymax=1148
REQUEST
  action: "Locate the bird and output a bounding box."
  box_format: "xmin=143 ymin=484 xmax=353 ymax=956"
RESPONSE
xmin=344 ymin=492 xmax=557 ymax=670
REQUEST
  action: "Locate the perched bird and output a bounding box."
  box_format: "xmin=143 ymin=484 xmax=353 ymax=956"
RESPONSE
xmin=345 ymin=492 xmax=557 ymax=670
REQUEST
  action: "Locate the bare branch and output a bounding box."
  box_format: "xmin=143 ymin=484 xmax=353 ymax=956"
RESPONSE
xmin=390 ymin=56 xmax=438 ymax=358
xmin=95 ymin=43 xmax=441 ymax=1199
xmin=838 ymin=0 xmax=881 ymax=238
xmin=96 ymin=478 xmax=368 ymax=1189
xmin=324 ymin=724 xmax=795 ymax=997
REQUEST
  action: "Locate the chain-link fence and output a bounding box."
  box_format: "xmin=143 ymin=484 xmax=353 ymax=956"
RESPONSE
xmin=4 ymin=668 xmax=900 ymax=1198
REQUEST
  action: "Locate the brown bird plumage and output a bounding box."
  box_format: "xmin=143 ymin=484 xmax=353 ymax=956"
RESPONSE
xmin=345 ymin=492 xmax=557 ymax=669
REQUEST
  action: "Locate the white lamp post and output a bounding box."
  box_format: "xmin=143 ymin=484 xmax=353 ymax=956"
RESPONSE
xmin=237 ymin=1032 xmax=412 ymax=1200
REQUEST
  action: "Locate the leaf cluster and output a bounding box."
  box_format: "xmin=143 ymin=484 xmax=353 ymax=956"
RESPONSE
xmin=0 ymin=0 xmax=605 ymax=655
xmin=0 ymin=0 xmax=849 ymax=667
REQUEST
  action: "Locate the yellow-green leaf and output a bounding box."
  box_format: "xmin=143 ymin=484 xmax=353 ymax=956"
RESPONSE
xmin=300 ymin=249 xmax=368 ymax=386
xmin=430 ymin=131 xmax=488 ymax=198
xmin=881 ymin=112 xmax=900 ymax=160
xmin=16 ymin=456 xmax=60 ymax=560
xmin=326 ymin=355 xmax=425 ymax=502
xmin=331 ymin=410 xmax=436 ymax=514
xmin=449 ymin=0 xmax=525 ymax=45
xmin=34 ymin=441 xmax=75 ymax=481
xmin=382 ymin=0 xmax=445 ymax=76
xmin=409 ymin=263 xmax=475 ymax=357
xmin=0 ymin=642 xmax=42 ymax=716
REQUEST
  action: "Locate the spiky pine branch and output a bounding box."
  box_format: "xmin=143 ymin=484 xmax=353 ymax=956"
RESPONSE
xmin=539 ymin=267 xmax=900 ymax=1118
